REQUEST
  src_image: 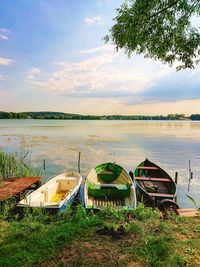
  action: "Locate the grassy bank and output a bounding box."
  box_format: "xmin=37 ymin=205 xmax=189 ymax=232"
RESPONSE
xmin=0 ymin=204 xmax=200 ymax=267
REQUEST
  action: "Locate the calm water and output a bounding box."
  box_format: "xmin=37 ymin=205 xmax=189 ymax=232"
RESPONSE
xmin=0 ymin=119 xmax=200 ymax=208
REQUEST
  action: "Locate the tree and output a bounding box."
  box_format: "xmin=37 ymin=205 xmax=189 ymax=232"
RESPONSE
xmin=105 ymin=0 xmax=200 ymax=70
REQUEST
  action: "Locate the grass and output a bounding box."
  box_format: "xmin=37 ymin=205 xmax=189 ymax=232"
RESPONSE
xmin=0 ymin=150 xmax=199 ymax=266
xmin=0 ymin=203 xmax=200 ymax=267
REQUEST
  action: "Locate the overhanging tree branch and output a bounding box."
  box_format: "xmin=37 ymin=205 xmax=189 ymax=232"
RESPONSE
xmin=105 ymin=0 xmax=200 ymax=70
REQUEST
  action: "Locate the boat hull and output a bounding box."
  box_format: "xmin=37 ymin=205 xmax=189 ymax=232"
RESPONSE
xmin=134 ymin=159 xmax=177 ymax=207
xmin=84 ymin=162 xmax=137 ymax=210
xmin=17 ymin=171 xmax=82 ymax=211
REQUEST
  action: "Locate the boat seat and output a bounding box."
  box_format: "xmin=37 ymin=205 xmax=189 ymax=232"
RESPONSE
xmin=135 ymin=177 xmax=171 ymax=182
xmin=137 ymin=166 xmax=159 ymax=170
xmin=56 ymin=177 xmax=76 ymax=182
xmin=57 ymin=177 xmax=77 ymax=191
xmin=148 ymin=192 xmax=175 ymax=198
xmin=88 ymin=182 xmax=131 ymax=199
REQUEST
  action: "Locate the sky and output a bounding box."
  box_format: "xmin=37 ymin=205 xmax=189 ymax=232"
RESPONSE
xmin=0 ymin=0 xmax=200 ymax=115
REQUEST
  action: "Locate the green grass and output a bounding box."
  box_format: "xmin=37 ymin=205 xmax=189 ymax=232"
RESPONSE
xmin=0 ymin=204 xmax=199 ymax=267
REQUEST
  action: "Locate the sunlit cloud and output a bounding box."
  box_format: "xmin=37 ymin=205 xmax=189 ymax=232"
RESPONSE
xmin=0 ymin=57 xmax=14 ymax=66
xmin=80 ymin=45 xmax=115 ymax=54
xmin=26 ymin=43 xmax=200 ymax=113
xmin=29 ymin=67 xmax=41 ymax=74
xmin=27 ymin=46 xmax=155 ymax=97
xmin=84 ymin=15 xmax=103 ymax=25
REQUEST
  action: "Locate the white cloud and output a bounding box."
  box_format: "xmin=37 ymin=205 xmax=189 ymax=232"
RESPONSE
xmin=80 ymin=45 xmax=115 ymax=54
xmin=0 ymin=28 xmax=10 ymax=41
xmin=0 ymin=34 xmax=8 ymax=40
xmin=28 ymin=68 xmax=42 ymax=81
xmin=0 ymin=28 xmax=10 ymax=34
xmin=27 ymin=46 xmax=156 ymax=97
xmin=0 ymin=57 xmax=14 ymax=66
xmin=84 ymin=15 xmax=103 ymax=25
xmin=29 ymin=67 xmax=41 ymax=74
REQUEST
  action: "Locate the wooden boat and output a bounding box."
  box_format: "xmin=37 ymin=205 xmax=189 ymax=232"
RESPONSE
xmin=84 ymin=162 xmax=136 ymax=210
xmin=134 ymin=158 xmax=178 ymax=209
xmin=17 ymin=171 xmax=82 ymax=211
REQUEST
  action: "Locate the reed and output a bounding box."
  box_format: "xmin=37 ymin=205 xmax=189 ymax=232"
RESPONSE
xmin=0 ymin=149 xmax=37 ymax=179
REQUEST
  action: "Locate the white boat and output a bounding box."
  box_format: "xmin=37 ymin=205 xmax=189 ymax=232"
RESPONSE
xmin=17 ymin=171 xmax=82 ymax=211
xmin=84 ymin=162 xmax=136 ymax=210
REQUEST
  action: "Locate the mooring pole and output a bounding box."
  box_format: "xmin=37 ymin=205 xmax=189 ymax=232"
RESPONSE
xmin=43 ymin=159 xmax=46 ymax=170
xmin=175 ymin=172 xmax=178 ymax=184
xmin=78 ymin=152 xmax=81 ymax=173
xmin=175 ymin=172 xmax=178 ymax=203
xmin=188 ymin=160 xmax=193 ymax=192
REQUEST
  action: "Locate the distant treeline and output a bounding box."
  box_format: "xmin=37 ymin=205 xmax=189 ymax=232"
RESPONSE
xmin=0 ymin=111 xmax=199 ymax=120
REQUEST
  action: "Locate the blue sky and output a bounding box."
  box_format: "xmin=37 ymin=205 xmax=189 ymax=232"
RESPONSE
xmin=0 ymin=0 xmax=200 ymax=115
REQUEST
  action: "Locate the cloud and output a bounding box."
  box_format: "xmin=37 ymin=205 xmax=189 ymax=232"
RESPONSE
xmin=29 ymin=67 xmax=41 ymax=74
xmin=0 ymin=57 xmax=14 ymax=66
xmin=84 ymin=15 xmax=103 ymax=25
xmin=0 ymin=74 xmax=4 ymax=80
xmin=27 ymin=44 xmax=200 ymax=109
xmin=0 ymin=34 xmax=8 ymax=40
xmin=27 ymin=46 xmax=154 ymax=97
xmin=0 ymin=28 xmax=10 ymax=41
xmin=80 ymin=45 xmax=115 ymax=55
xmin=122 ymin=66 xmax=200 ymax=106
xmin=27 ymin=67 xmax=42 ymax=80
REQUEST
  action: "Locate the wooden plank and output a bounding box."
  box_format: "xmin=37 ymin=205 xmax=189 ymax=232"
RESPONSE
xmin=148 ymin=192 xmax=175 ymax=198
xmin=0 ymin=177 xmax=41 ymax=201
xmin=178 ymin=208 xmax=196 ymax=212
xmin=177 ymin=208 xmax=200 ymax=217
xmin=135 ymin=177 xmax=171 ymax=182
xmin=137 ymin=166 xmax=159 ymax=170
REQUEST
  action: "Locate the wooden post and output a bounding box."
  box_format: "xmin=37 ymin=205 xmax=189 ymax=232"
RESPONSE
xmin=188 ymin=160 xmax=193 ymax=192
xmin=175 ymin=172 xmax=178 ymax=203
xmin=175 ymin=172 xmax=178 ymax=184
xmin=43 ymin=159 xmax=46 ymax=170
xmin=78 ymin=152 xmax=81 ymax=173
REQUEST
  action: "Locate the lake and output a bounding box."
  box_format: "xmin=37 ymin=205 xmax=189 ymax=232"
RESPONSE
xmin=0 ymin=119 xmax=200 ymax=208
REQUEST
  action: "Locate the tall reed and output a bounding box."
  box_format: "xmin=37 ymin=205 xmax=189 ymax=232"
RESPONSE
xmin=0 ymin=150 xmax=37 ymax=179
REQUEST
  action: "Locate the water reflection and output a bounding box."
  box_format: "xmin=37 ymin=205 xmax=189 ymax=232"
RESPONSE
xmin=0 ymin=119 xmax=200 ymax=207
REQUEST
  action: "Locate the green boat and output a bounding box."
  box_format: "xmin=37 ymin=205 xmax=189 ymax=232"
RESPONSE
xmin=134 ymin=158 xmax=179 ymax=209
xmin=84 ymin=162 xmax=137 ymax=210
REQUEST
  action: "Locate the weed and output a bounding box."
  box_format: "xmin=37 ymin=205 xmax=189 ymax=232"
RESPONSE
xmin=131 ymin=202 xmax=161 ymax=221
xmin=169 ymin=253 xmax=187 ymax=267
xmin=186 ymin=194 xmax=200 ymax=211
xmin=136 ymin=235 xmax=172 ymax=266
xmin=128 ymin=222 xmax=143 ymax=235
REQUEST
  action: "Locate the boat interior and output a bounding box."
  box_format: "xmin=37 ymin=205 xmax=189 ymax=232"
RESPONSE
xmin=135 ymin=163 xmax=176 ymax=197
xmin=85 ymin=168 xmax=135 ymax=208
xmin=21 ymin=173 xmax=79 ymax=206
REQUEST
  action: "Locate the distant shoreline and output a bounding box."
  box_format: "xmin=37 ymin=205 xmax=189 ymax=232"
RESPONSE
xmin=0 ymin=111 xmax=200 ymax=120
